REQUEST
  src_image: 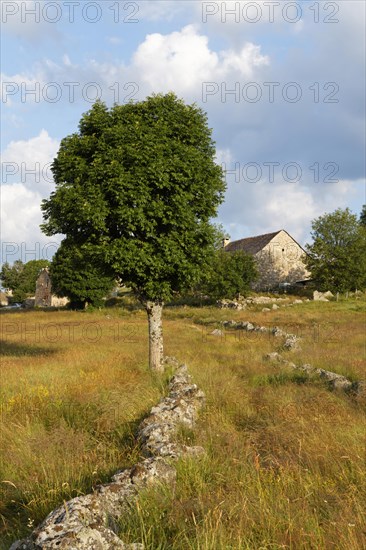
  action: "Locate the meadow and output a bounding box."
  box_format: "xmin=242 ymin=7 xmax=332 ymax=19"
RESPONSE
xmin=0 ymin=295 xmax=365 ymax=549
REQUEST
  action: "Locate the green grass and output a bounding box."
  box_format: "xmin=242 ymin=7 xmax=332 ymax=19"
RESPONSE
xmin=0 ymin=296 xmax=365 ymax=549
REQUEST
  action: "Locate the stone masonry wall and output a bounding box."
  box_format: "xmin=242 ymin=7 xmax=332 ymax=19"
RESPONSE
xmin=253 ymin=230 xmax=310 ymax=290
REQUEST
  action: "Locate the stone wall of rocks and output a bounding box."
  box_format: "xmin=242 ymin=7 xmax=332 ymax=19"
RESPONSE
xmin=211 ymin=318 xmax=364 ymax=397
xmin=11 ymin=359 xmax=205 ymax=550
xmin=265 ymin=352 xmax=365 ymax=396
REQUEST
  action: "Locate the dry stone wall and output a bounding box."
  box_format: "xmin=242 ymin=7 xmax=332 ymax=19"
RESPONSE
xmin=10 ymin=359 xmax=205 ymax=550
xmin=265 ymin=352 xmax=365 ymax=396
xmin=214 ymin=319 xmax=364 ymax=397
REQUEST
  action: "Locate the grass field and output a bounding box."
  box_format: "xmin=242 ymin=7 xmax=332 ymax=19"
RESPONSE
xmin=0 ymin=296 xmax=365 ymax=549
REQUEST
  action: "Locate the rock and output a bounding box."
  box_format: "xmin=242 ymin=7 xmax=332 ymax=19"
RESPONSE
xmin=313 ymin=290 xmax=333 ymax=301
xmin=271 ymin=326 xmax=284 ymax=337
xmin=316 ymin=369 xmax=353 ymax=391
xmin=293 ymin=299 xmax=303 ymax=304
xmin=283 ymin=334 xmax=300 ymax=350
xmin=272 ymin=304 xmax=279 ymax=310
xmin=222 ymin=320 xmax=236 ymax=328
xmin=210 ymin=329 xmax=224 ymax=336
xmin=217 ymin=300 xmax=246 ymax=310
xmin=262 ymin=307 xmax=271 ymax=312
xmin=252 ymin=296 xmax=272 ymax=304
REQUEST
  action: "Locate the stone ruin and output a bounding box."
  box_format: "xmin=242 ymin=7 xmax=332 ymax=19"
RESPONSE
xmin=34 ymin=268 xmax=52 ymax=307
xmin=31 ymin=269 xmax=68 ymax=308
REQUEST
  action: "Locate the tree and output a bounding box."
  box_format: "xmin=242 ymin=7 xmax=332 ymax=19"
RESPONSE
xmin=50 ymin=240 xmax=116 ymax=308
xmin=0 ymin=260 xmax=24 ymax=294
xmin=360 ymin=205 xmax=366 ymax=227
xmin=41 ymin=94 xmax=226 ymax=371
xmin=305 ymin=207 xmax=366 ymax=292
xmin=0 ymin=259 xmax=50 ymax=302
xmin=199 ymin=249 xmax=257 ymax=300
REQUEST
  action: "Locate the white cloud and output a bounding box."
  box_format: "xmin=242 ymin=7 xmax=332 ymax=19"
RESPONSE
xmin=0 ymin=183 xmax=61 ymax=262
xmin=1 ymin=131 xmax=61 ymax=261
xmin=1 ymin=130 xmax=59 ymax=193
xmin=1 ymin=183 xmax=42 ymax=242
xmin=133 ymin=25 xmax=269 ymax=94
xmin=2 ymin=26 xmax=269 ymax=105
xmin=1 ymin=66 xmax=46 ymax=106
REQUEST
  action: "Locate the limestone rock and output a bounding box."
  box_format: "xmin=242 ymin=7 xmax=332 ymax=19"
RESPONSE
xmin=313 ymin=290 xmax=333 ymax=301
xmin=210 ymin=329 xmax=224 ymax=336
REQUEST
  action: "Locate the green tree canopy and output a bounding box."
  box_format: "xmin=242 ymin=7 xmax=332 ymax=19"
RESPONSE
xmin=199 ymin=249 xmax=257 ymax=300
xmin=41 ymin=94 xmax=226 ymax=370
xmin=50 ymin=240 xmax=115 ymax=308
xmin=305 ymin=207 xmax=366 ymax=292
xmin=0 ymin=259 xmax=50 ymax=302
xmin=359 ymin=204 xmax=366 ymax=227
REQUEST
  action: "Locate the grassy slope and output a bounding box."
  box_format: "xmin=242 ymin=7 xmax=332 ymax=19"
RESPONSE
xmin=0 ymin=297 xmax=365 ymax=549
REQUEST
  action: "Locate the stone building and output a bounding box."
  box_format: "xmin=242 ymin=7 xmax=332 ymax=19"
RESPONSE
xmin=224 ymin=229 xmax=311 ymax=290
xmin=34 ymin=268 xmax=52 ymax=307
xmin=34 ymin=269 xmax=69 ymax=307
xmin=0 ymin=291 xmax=9 ymax=306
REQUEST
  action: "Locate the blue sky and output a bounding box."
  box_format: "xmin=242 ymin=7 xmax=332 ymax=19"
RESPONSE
xmin=1 ymin=0 xmax=365 ymax=264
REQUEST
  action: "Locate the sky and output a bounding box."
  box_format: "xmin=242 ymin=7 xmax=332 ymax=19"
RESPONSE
xmin=1 ymin=0 xmax=365 ymax=265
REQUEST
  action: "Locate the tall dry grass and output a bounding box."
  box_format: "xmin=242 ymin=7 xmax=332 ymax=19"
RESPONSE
xmin=1 ymin=296 xmax=365 ymax=549
xmin=0 ymin=308 xmax=162 ymax=547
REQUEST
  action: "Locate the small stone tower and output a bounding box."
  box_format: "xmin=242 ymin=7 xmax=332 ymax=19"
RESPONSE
xmin=35 ymin=268 xmax=52 ymax=307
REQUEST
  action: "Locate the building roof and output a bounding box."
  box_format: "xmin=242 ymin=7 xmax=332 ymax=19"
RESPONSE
xmin=224 ymin=230 xmax=282 ymax=254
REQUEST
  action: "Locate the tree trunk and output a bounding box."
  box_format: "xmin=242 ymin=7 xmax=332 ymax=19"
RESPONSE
xmin=146 ymin=300 xmax=164 ymax=373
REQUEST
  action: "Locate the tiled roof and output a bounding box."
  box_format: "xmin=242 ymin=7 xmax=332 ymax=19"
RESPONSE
xmin=224 ymin=231 xmax=281 ymax=255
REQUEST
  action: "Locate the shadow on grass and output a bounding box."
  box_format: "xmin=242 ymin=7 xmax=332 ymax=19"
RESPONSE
xmin=0 ymin=340 xmax=58 ymax=357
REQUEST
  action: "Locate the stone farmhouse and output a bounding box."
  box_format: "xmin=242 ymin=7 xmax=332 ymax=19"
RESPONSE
xmin=224 ymin=229 xmax=311 ymax=290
